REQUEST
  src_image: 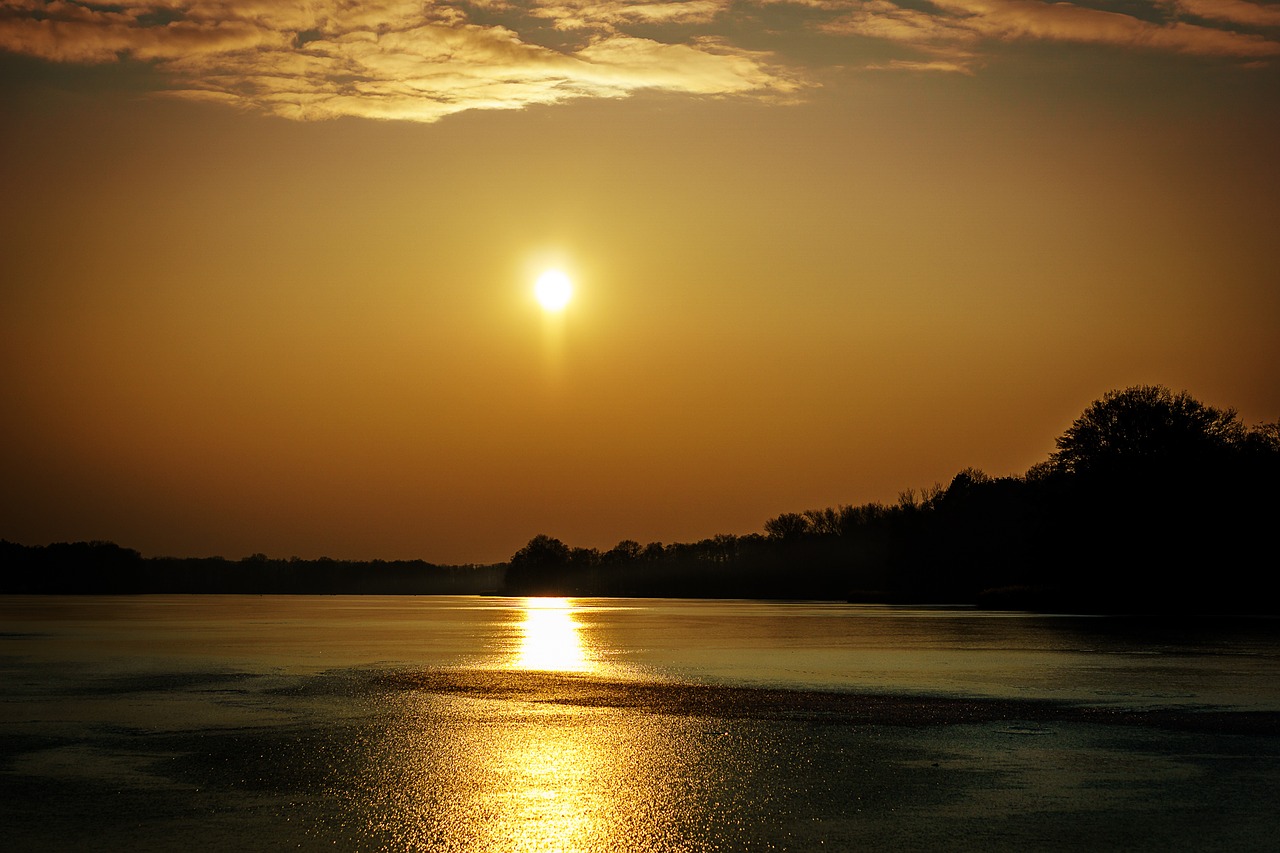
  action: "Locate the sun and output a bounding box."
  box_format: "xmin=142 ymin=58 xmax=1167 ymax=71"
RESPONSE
xmin=534 ymin=269 xmax=573 ymax=311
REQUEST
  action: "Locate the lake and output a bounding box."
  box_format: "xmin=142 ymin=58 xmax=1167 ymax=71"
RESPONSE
xmin=2 ymin=596 xmax=1278 ymax=850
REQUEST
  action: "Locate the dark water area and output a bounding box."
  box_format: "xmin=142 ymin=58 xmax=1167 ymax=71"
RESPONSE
xmin=2 ymin=596 xmax=1278 ymax=850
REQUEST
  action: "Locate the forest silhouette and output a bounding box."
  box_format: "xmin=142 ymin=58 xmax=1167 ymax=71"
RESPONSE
xmin=4 ymin=386 xmax=1277 ymax=613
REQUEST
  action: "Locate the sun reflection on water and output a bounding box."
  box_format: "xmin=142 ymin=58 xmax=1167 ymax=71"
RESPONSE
xmin=330 ymin=599 xmax=737 ymax=852
xmin=516 ymin=597 xmax=591 ymax=673
xmin=486 ymin=714 xmax=602 ymax=852
xmin=358 ymin=693 xmax=704 ymax=852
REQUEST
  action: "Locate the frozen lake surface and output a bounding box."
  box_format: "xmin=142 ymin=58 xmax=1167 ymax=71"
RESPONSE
xmin=2 ymin=596 xmax=1278 ymax=850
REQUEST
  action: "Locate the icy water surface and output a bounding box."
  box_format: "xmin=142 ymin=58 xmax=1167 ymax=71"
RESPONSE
xmin=1 ymin=596 xmax=1278 ymax=850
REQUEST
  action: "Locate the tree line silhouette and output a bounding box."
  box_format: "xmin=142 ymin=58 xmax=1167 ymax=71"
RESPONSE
xmin=505 ymin=386 xmax=1280 ymax=612
xmin=3 ymin=386 xmax=1276 ymax=612
xmin=0 ymin=543 xmax=504 ymax=595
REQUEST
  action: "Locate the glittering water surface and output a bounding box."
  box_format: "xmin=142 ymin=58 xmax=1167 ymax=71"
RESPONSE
xmin=1 ymin=596 xmax=1278 ymax=851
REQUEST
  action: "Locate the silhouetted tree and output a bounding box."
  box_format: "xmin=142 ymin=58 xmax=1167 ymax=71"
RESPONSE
xmin=764 ymin=512 xmax=808 ymax=540
xmin=640 ymin=542 xmax=665 ymax=561
xmin=1243 ymin=420 xmax=1280 ymax=456
xmin=0 ymin=540 xmax=145 ymax=593
xmin=1048 ymin=385 xmax=1243 ymax=475
xmin=568 ymin=547 xmax=600 ymax=569
xmin=945 ymin=468 xmax=992 ymax=494
xmin=505 ymin=534 xmax=572 ymax=594
xmin=1020 ymin=385 xmax=1280 ymax=611
xmin=603 ymin=540 xmax=642 ymax=564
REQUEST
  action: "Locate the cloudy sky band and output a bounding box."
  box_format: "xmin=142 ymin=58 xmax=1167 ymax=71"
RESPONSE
xmin=1 ymin=0 xmax=1277 ymax=121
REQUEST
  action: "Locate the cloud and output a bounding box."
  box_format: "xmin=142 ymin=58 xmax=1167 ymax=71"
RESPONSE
xmin=530 ymin=0 xmax=731 ymax=31
xmin=864 ymin=57 xmax=977 ymax=73
xmin=925 ymin=0 xmax=1280 ymax=57
xmin=0 ymin=11 xmax=282 ymax=63
xmin=778 ymin=0 xmax=1280 ymax=68
xmin=0 ymin=1 xmax=798 ymax=121
xmin=819 ymin=1 xmax=980 ymax=46
xmin=578 ymin=35 xmax=802 ymax=94
xmin=0 ymin=0 xmax=1276 ymax=121
xmin=1166 ymin=0 xmax=1280 ymax=28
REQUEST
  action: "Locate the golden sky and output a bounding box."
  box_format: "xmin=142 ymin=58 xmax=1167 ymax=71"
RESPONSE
xmin=1 ymin=0 xmax=1278 ymax=563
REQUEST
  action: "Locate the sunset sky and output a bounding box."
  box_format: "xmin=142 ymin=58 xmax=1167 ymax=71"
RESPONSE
xmin=2 ymin=0 xmax=1277 ymax=564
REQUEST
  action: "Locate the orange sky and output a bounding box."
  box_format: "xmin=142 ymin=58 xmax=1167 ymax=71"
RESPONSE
xmin=1 ymin=0 xmax=1278 ymax=563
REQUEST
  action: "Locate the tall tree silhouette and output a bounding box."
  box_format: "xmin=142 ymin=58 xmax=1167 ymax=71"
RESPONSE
xmin=505 ymin=534 xmax=572 ymax=595
xmin=1048 ymin=385 xmax=1243 ymax=475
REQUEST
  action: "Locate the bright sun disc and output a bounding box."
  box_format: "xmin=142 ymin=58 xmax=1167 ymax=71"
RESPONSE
xmin=535 ymin=270 xmax=573 ymax=311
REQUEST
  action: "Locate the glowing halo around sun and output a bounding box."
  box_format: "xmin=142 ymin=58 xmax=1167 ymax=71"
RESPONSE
xmin=534 ymin=269 xmax=573 ymax=311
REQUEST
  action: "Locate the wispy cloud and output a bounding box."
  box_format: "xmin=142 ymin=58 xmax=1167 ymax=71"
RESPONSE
xmin=0 ymin=8 xmax=281 ymax=63
xmin=864 ymin=57 xmax=978 ymax=74
xmin=529 ymin=0 xmax=731 ymax=31
xmin=1165 ymin=0 xmax=1280 ymax=28
xmin=929 ymin=0 xmax=1280 ymax=56
xmin=0 ymin=0 xmax=1276 ymax=120
xmin=0 ymin=0 xmax=799 ymax=120
xmin=809 ymin=0 xmax=1280 ymax=72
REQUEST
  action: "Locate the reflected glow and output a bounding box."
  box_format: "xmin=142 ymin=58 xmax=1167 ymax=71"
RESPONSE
xmin=367 ymin=688 xmax=698 ymax=853
xmin=491 ymin=722 xmax=596 ymax=851
xmin=517 ymin=597 xmax=590 ymax=672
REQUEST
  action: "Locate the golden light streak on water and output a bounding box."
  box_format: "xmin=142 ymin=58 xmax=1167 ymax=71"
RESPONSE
xmin=478 ymin=712 xmax=603 ymax=852
xmin=516 ymin=597 xmax=591 ymax=673
xmin=362 ymin=691 xmax=701 ymax=853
